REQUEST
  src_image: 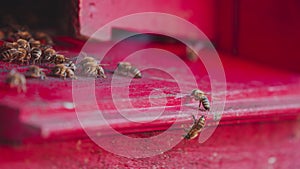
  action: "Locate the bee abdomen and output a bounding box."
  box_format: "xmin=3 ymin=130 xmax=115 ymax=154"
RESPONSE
xmin=1 ymin=49 xmax=18 ymax=62
xmin=201 ymin=96 xmax=210 ymax=111
xmin=130 ymin=67 xmax=142 ymax=78
xmin=31 ymin=48 xmax=42 ymax=58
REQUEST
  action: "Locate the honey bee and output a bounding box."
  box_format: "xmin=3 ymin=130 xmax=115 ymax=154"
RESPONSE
xmin=5 ymin=69 xmax=27 ymax=93
xmin=42 ymin=47 xmax=56 ymax=62
xmin=52 ymin=54 xmax=67 ymax=64
xmin=184 ymin=115 xmax=206 ymax=140
xmin=116 ymin=62 xmax=142 ymax=78
xmin=25 ymin=65 xmax=46 ymax=80
xmin=29 ymin=39 xmax=41 ymax=48
xmin=52 ymin=64 xmax=77 ymax=79
xmin=16 ymin=48 xmax=31 ymax=65
xmin=30 ymin=47 xmax=42 ymax=64
xmin=17 ymin=39 xmax=30 ymax=51
xmin=191 ymin=89 xmax=210 ymax=111
xmin=1 ymin=48 xmax=19 ymax=62
xmin=81 ymin=61 xmax=106 ymax=78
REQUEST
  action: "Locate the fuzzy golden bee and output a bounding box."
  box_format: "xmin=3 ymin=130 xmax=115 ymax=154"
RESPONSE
xmin=16 ymin=48 xmax=31 ymax=65
xmin=77 ymin=56 xmax=106 ymax=78
xmin=184 ymin=115 xmax=206 ymax=140
xmin=25 ymin=65 xmax=46 ymax=80
xmin=17 ymin=39 xmax=30 ymax=51
xmin=52 ymin=54 xmax=67 ymax=64
xmin=116 ymin=62 xmax=142 ymax=78
xmin=52 ymin=64 xmax=77 ymax=79
xmin=5 ymin=69 xmax=27 ymax=93
xmin=81 ymin=61 xmax=106 ymax=78
xmin=42 ymin=47 xmax=56 ymax=63
xmin=191 ymin=89 xmax=210 ymax=111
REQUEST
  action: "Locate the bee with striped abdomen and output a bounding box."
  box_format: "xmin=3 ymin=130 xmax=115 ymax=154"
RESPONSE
xmin=17 ymin=39 xmax=30 ymax=51
xmin=30 ymin=47 xmax=42 ymax=64
xmin=42 ymin=47 xmax=56 ymax=63
xmin=52 ymin=54 xmax=67 ymax=64
xmin=116 ymin=62 xmax=141 ymax=78
xmin=16 ymin=48 xmax=31 ymax=65
xmin=184 ymin=115 xmax=206 ymax=140
xmin=81 ymin=61 xmax=106 ymax=78
xmin=1 ymin=48 xmax=19 ymax=62
xmin=191 ymin=89 xmax=210 ymax=111
xmin=52 ymin=64 xmax=77 ymax=79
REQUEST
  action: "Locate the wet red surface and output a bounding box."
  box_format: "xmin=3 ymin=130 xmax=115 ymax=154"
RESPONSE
xmin=0 ymin=37 xmax=300 ymax=168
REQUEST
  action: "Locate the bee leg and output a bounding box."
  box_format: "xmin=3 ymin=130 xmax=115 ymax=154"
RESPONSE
xmin=192 ymin=115 xmax=197 ymax=123
xmin=183 ymin=128 xmax=190 ymax=133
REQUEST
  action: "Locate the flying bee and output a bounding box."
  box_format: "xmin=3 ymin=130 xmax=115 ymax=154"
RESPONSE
xmin=52 ymin=54 xmax=67 ymax=64
xmin=184 ymin=115 xmax=206 ymax=140
xmin=1 ymin=48 xmax=19 ymax=62
xmin=17 ymin=39 xmax=30 ymax=51
xmin=25 ymin=65 xmax=46 ymax=80
xmin=191 ymin=89 xmax=210 ymax=111
xmin=30 ymin=47 xmax=42 ymax=64
xmin=29 ymin=39 xmax=41 ymax=48
xmin=81 ymin=61 xmax=106 ymax=78
xmin=5 ymin=69 xmax=27 ymax=93
xmin=52 ymin=64 xmax=77 ymax=79
xmin=116 ymin=62 xmax=142 ymax=78
xmin=16 ymin=48 xmax=31 ymax=65
xmin=42 ymin=47 xmax=56 ymax=63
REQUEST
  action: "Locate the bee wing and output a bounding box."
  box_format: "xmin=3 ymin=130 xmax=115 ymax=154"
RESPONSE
xmin=99 ymin=63 xmax=109 ymax=66
xmin=55 ymin=50 xmax=69 ymax=55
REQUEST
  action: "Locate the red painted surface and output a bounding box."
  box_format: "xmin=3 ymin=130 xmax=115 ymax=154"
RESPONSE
xmin=237 ymin=0 xmax=300 ymax=72
xmin=79 ymin=0 xmax=217 ymax=41
xmin=0 ymin=37 xmax=300 ymax=168
xmin=1 ymin=0 xmax=300 ymax=168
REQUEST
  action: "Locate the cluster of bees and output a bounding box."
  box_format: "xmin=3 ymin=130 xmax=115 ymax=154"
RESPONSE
xmin=1 ymin=26 xmax=210 ymax=140
xmin=0 ymin=27 xmax=144 ymax=92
